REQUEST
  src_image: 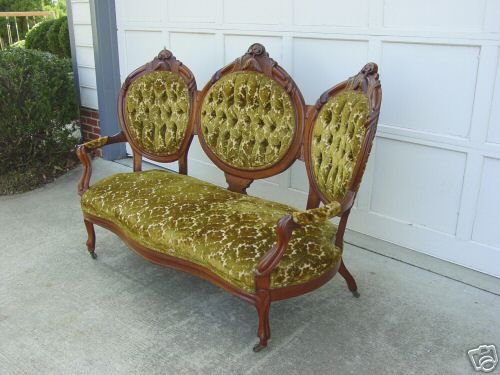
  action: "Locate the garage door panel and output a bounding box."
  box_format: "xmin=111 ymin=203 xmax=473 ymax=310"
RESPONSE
xmin=472 ymin=157 xmax=500 ymax=248
xmin=121 ymin=0 xmax=163 ymax=24
xmin=487 ymin=50 xmax=500 ymax=144
xmin=380 ymin=42 xmax=479 ymax=138
xmin=224 ymin=0 xmax=282 ymax=25
xmin=169 ymin=32 xmax=218 ymax=86
xmin=224 ymin=35 xmax=283 ymax=65
xmin=167 ymin=0 xmax=217 ymax=23
xmin=370 ymin=138 xmax=466 ymax=235
xmin=484 ymin=0 xmax=500 ymax=33
xmin=124 ymin=31 xmax=164 ymax=75
xmin=292 ymin=38 xmax=369 ymax=103
xmin=293 ymin=0 xmax=369 ymax=28
xmin=383 ymin=0 xmax=485 ymax=32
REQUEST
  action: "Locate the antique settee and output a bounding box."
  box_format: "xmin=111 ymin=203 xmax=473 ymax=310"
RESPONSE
xmin=76 ymin=43 xmax=382 ymax=351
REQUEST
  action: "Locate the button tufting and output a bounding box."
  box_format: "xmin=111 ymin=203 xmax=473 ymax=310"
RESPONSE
xmin=201 ymin=72 xmax=295 ymax=169
xmin=311 ymin=90 xmax=369 ymax=202
xmin=125 ymin=71 xmax=190 ymax=155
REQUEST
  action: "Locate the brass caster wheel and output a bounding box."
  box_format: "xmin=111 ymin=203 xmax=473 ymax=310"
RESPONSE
xmin=88 ymin=251 xmax=97 ymax=259
xmin=352 ymin=290 xmax=360 ymax=298
xmin=253 ymin=342 xmax=267 ymax=352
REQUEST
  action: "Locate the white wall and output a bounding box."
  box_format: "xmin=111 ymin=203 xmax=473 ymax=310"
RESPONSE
xmin=70 ymin=0 xmax=98 ymax=109
xmin=110 ymin=0 xmax=500 ymax=278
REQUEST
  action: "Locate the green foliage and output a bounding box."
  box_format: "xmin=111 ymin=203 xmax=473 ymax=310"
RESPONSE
xmin=25 ymin=16 xmax=70 ymax=57
xmin=58 ymin=15 xmax=70 ymax=57
xmin=0 ymin=0 xmax=42 ymax=10
xmin=47 ymin=16 xmax=64 ymax=55
xmin=0 ymin=48 xmax=79 ymax=194
xmin=43 ymin=0 xmax=66 ymax=18
xmin=25 ymin=18 xmax=51 ymax=50
xmin=10 ymin=39 xmax=25 ymax=48
xmin=0 ymin=0 xmax=43 ymax=45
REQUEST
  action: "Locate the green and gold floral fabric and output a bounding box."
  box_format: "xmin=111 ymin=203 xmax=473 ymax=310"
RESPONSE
xmin=125 ymin=71 xmax=190 ymax=156
xmin=81 ymin=170 xmax=341 ymax=292
xmin=312 ymin=90 xmax=369 ymax=202
xmin=292 ymin=201 xmax=341 ymax=225
xmin=200 ymin=72 xmax=295 ymax=169
xmin=83 ymin=136 xmax=108 ymax=150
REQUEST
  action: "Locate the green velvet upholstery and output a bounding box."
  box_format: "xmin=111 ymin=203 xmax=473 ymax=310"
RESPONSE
xmin=312 ymin=90 xmax=369 ymax=202
xmin=81 ymin=170 xmax=341 ymax=292
xmin=125 ymin=71 xmax=190 ymax=156
xmin=200 ymin=72 xmax=295 ymax=169
xmin=292 ymin=201 xmax=341 ymax=226
xmin=83 ymin=136 xmax=108 ymax=150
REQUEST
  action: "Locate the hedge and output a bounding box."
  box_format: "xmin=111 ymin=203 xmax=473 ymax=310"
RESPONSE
xmin=25 ymin=16 xmax=70 ymax=58
xmin=0 ymin=48 xmax=79 ymax=194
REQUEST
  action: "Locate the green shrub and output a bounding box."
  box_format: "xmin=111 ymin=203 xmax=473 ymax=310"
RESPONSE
xmin=58 ymin=16 xmax=70 ymax=57
xmin=25 ymin=16 xmax=70 ymax=58
xmin=0 ymin=48 xmax=79 ymax=194
xmin=25 ymin=19 xmax=52 ymax=51
xmin=47 ymin=16 xmax=64 ymax=56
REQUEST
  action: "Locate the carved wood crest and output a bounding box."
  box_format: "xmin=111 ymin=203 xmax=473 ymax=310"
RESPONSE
xmin=123 ymin=49 xmax=196 ymax=93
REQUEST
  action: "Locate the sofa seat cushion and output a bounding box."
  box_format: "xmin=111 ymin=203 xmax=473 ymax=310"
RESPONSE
xmin=81 ymin=170 xmax=342 ymax=292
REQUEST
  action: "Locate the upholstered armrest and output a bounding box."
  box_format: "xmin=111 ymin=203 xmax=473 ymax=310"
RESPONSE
xmin=291 ymin=201 xmax=341 ymax=225
xmin=255 ymin=191 xmax=356 ymax=285
xmin=76 ymin=131 xmax=127 ymax=196
xmin=82 ymin=136 xmax=110 ymax=150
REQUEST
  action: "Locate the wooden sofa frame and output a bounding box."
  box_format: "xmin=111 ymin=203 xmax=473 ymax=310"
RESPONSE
xmin=76 ymin=44 xmax=382 ymax=352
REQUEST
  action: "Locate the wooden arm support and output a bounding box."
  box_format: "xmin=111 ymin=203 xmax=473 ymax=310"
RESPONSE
xmin=255 ymin=214 xmax=298 ymax=289
xmin=76 ymin=131 xmax=127 ymax=196
xmin=254 ymin=190 xmax=356 ymax=289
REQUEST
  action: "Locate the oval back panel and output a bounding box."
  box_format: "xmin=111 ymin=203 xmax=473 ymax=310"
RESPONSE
xmin=305 ymin=63 xmax=382 ymax=205
xmin=200 ymin=71 xmax=295 ymax=169
xmin=118 ymin=49 xmax=196 ymax=163
xmin=197 ymin=44 xmax=305 ymax=180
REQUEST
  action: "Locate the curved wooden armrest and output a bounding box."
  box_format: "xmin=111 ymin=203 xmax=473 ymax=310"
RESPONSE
xmin=256 ymin=215 xmax=298 ymax=279
xmin=76 ymin=131 xmax=127 ymax=196
xmin=255 ymin=190 xmax=356 ymax=285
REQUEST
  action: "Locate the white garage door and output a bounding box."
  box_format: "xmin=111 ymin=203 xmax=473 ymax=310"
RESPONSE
xmin=115 ymin=0 xmax=500 ymax=278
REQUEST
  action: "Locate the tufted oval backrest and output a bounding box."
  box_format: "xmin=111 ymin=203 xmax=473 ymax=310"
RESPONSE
xmin=200 ymin=71 xmax=295 ymax=169
xmin=118 ymin=50 xmax=196 ymax=163
xmin=305 ymin=63 xmax=381 ymax=204
xmin=197 ymin=44 xmax=305 ymax=182
xmin=311 ymin=90 xmax=370 ymax=202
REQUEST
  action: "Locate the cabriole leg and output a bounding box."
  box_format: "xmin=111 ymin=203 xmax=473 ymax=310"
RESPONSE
xmin=253 ymin=292 xmax=271 ymax=352
xmin=84 ymin=219 xmax=97 ymax=259
xmin=338 ymin=259 xmax=359 ymax=297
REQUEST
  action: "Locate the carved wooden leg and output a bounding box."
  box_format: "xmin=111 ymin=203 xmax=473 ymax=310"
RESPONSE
xmin=338 ymin=259 xmax=359 ymax=297
xmin=84 ymin=219 xmax=97 ymax=259
xmin=253 ymin=291 xmax=271 ymax=352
